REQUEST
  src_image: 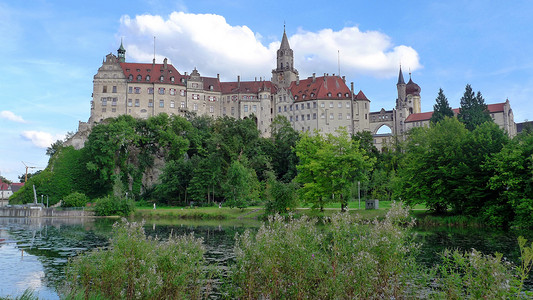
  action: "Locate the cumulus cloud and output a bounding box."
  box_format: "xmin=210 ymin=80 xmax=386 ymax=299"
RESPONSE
xmin=118 ymin=12 xmax=421 ymax=81
xmin=21 ymin=131 xmax=64 ymax=149
xmin=1 ymin=110 xmax=26 ymax=123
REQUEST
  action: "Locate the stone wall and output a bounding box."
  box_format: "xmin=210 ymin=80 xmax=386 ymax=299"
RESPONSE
xmin=0 ymin=207 xmax=95 ymax=218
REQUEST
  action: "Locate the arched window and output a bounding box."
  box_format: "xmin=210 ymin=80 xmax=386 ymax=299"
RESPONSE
xmin=137 ymin=75 xmax=142 ymax=81
xmin=146 ymin=75 xmax=150 ymax=81
xmin=128 ymin=74 xmax=133 ymax=81
xmin=160 ymin=75 xmax=164 ymax=82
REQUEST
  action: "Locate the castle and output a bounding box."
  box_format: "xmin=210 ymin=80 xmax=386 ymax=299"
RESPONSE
xmin=70 ymin=29 xmax=515 ymax=151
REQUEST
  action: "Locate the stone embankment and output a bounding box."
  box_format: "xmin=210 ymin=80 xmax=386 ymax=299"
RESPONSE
xmin=0 ymin=205 xmax=94 ymax=218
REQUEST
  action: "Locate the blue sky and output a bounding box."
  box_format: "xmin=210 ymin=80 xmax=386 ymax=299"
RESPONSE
xmin=1 ymin=0 xmax=532 ymax=182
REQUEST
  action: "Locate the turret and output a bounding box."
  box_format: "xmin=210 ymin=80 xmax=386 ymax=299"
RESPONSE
xmin=272 ymin=26 xmax=299 ymax=88
xmin=117 ymin=40 xmax=126 ymax=63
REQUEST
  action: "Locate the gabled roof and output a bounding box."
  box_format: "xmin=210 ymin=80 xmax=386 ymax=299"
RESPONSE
xmin=405 ymin=103 xmax=508 ymax=123
xmin=120 ymin=62 xmax=186 ymax=86
xmin=220 ymin=80 xmax=274 ymax=95
xmin=200 ymin=77 xmax=222 ymax=92
xmin=290 ymin=75 xmax=352 ymax=102
xmin=355 ymin=90 xmax=370 ymax=101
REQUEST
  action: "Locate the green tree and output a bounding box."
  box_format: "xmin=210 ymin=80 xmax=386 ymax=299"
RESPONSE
xmin=396 ymin=118 xmax=468 ymax=213
xmin=489 ymin=132 xmax=533 ymax=228
xmin=270 ymin=115 xmax=300 ymax=182
xmin=458 ymin=84 xmax=492 ymax=130
xmin=295 ymin=129 xmax=375 ymax=211
xmin=430 ymin=88 xmax=454 ymax=124
xmin=222 ymin=159 xmax=259 ymax=209
xmin=154 ymin=158 xmax=193 ymax=205
xmin=264 ymin=175 xmax=299 ymax=214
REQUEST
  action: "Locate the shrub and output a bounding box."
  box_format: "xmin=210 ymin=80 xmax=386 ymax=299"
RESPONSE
xmin=93 ymin=196 xmax=135 ymax=217
xmin=264 ymin=178 xmax=299 ymax=215
xmin=228 ymin=202 xmax=425 ymax=299
xmin=64 ymin=219 xmax=210 ymax=299
xmin=61 ymin=192 xmax=89 ymax=208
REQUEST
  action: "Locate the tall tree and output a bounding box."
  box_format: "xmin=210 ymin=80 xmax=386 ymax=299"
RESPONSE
xmin=430 ymin=88 xmax=454 ymax=124
xmin=270 ymin=115 xmax=300 ymax=182
xmin=222 ymin=158 xmax=259 ymax=209
xmin=457 ymin=84 xmax=492 ymax=130
xmin=295 ymin=129 xmax=374 ymax=211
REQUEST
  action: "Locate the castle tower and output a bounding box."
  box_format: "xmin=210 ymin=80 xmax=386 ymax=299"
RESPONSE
xmin=405 ymin=72 xmax=421 ymax=115
xmin=272 ymin=27 xmax=299 ymax=88
xmin=117 ymin=40 xmax=126 ymax=63
xmin=396 ymin=66 xmax=406 ymax=109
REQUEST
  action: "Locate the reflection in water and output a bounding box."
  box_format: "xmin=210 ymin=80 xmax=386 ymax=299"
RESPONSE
xmin=0 ymin=217 xmax=531 ymax=299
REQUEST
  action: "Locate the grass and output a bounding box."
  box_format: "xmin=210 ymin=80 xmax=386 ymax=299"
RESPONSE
xmin=134 ymin=205 xmax=264 ymax=220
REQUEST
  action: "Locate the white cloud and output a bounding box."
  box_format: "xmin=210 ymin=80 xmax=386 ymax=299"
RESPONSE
xmin=21 ymin=131 xmax=64 ymax=149
xmin=118 ymin=12 xmax=421 ymax=81
xmin=0 ymin=110 xmax=26 ymax=123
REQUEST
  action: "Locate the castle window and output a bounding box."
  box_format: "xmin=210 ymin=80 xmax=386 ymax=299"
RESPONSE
xmin=128 ymin=74 xmax=133 ymax=81
xmin=313 ymin=113 xmax=316 ymax=119
xmin=307 ymin=114 xmax=310 ymax=120
xmin=137 ymin=75 xmax=142 ymax=81
xmin=337 ymin=93 xmax=342 ymax=97
xmin=338 ymin=113 xmax=342 ymax=120
xmin=294 ymin=96 xmax=298 ymax=100
xmin=158 ymin=88 xmax=165 ymax=95
xmin=307 ymin=103 xmax=310 ymax=109
xmin=301 ymin=104 xmax=304 ymax=109
xmin=146 ymin=75 xmax=150 ymax=81
xmin=159 ymin=100 xmax=164 ymax=108
xmin=134 ymin=87 xmax=141 ymax=94
xmin=338 ymin=102 xmax=342 ymax=108
xmin=148 ymin=100 xmax=153 ymax=107
xmin=181 ymin=101 xmax=185 ymax=108
xmin=345 ymin=93 xmax=349 ymax=98
xmin=302 ymin=94 xmax=306 ymax=99
xmin=126 ymin=69 xmax=130 ymax=72
xmin=252 ymin=105 xmax=257 ymax=112
xmin=346 ymin=114 xmax=351 ymax=119
xmin=112 ymin=86 xmax=117 ymax=93
xmin=171 ymin=77 xmax=175 ymax=83
xmin=290 ymin=116 xmax=293 ymax=122
xmin=135 ymin=99 xmax=140 ymax=107
xmin=160 ymin=76 xmax=164 ymax=82
xmin=311 ymin=93 xmax=315 ymax=97
xmin=128 ymin=87 xmax=133 ymax=94
xmin=209 ymin=85 xmax=213 ymax=90
xmin=101 ymin=97 xmax=107 ymax=106
xmin=210 ymin=105 xmax=214 ymax=113
xmin=180 ymin=90 xmax=186 ymax=96
xmin=330 ymin=113 xmax=334 ymax=120
xmin=278 ymin=106 xmax=281 ymax=113
xmin=328 ymin=92 xmax=332 ymax=97
xmin=148 ymin=87 xmax=154 ymax=94
xmin=102 ymin=108 xmax=106 ymax=112
xmin=231 ymin=107 xmax=235 ymax=116
xmin=170 ymin=88 xmax=176 ymax=95
xmin=321 ymin=102 xmax=325 ymax=108
xmin=181 ymin=78 xmax=185 ymax=83
xmin=102 ymin=86 xmax=107 ymax=93
xmin=223 ymin=107 xmax=226 ymax=115
xmin=295 ymin=115 xmax=299 ymax=121
xmin=136 ymin=69 xmax=140 ymax=72
xmin=112 ymin=108 xmax=116 ymax=112
xmin=284 ymin=105 xmax=287 ymax=112
xmin=290 ymin=105 xmax=293 ymax=111
xmin=244 ymin=105 xmax=249 ymax=112
xmin=330 ymin=102 xmax=333 ymax=108
xmin=346 ymin=102 xmax=350 ymax=108
xmin=170 ymin=100 xmax=175 ymax=108
xmin=112 ymin=98 xmax=117 ymax=106
xmin=193 ymin=103 xmax=198 ymax=111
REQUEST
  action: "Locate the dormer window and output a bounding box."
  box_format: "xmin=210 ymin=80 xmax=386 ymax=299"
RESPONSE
xmin=302 ymin=94 xmax=306 ymax=99
xmin=327 ymin=92 xmax=332 ymax=97
xmin=126 ymin=69 xmax=130 ymax=72
xmin=160 ymin=76 xmax=164 ymax=82
xmin=136 ymin=69 xmax=141 ymax=72
xmin=170 ymin=76 xmax=175 ymax=83
xmin=345 ymin=93 xmax=349 ymax=97
xmin=310 ymin=93 xmax=315 ymax=97
xmin=337 ymin=93 xmax=342 ymax=97
xmin=146 ymin=75 xmax=150 ymax=81
xmin=294 ymin=96 xmax=298 ymax=100
xmin=181 ymin=78 xmax=185 ymax=83
xmin=209 ymin=85 xmax=213 ymax=91
xmin=128 ymin=74 xmax=133 ymax=81
xmin=137 ymin=75 xmax=142 ymax=81
xmin=147 ymin=69 xmax=151 ymax=72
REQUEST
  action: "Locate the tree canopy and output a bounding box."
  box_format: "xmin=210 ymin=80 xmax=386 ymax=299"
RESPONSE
xmin=458 ymin=84 xmax=492 ymax=130
xmin=430 ymin=88 xmax=454 ymax=124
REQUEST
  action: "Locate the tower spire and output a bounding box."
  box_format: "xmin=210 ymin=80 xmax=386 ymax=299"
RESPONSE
xmin=117 ymin=38 xmax=126 ymax=62
xmin=397 ymin=66 xmax=405 ymax=85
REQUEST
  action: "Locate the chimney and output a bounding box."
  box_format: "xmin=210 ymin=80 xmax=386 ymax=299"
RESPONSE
xmin=238 ymin=75 xmax=240 ymax=88
xmin=350 ymin=82 xmax=354 ymax=93
xmin=333 ymin=73 xmax=335 ymax=77
xmin=312 ymin=73 xmax=316 ymax=82
xmin=217 ymin=73 xmax=220 ymax=80
xmin=296 ymin=77 xmax=300 ymax=85
xmin=163 ymin=58 xmax=168 ymax=69
xmin=255 ymin=77 xmax=257 ymax=81
xmin=184 ymin=72 xmax=188 ymax=77
xmin=342 ymin=76 xmax=346 ymax=83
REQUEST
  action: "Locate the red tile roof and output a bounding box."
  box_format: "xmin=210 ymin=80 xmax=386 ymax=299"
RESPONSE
xmin=405 ymin=103 xmax=507 ymax=123
xmin=120 ymin=62 xmax=186 ymax=86
xmin=355 ymin=90 xmax=369 ymax=101
xmin=220 ymin=80 xmax=274 ymax=95
xmin=289 ymin=76 xmax=352 ymax=102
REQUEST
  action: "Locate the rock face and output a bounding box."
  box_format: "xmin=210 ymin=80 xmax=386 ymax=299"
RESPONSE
xmin=64 ymin=121 xmax=92 ymax=150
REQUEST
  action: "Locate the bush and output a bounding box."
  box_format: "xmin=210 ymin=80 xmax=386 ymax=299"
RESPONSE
xmin=93 ymin=196 xmax=135 ymax=217
xmin=61 ymin=192 xmax=89 ymax=208
xmin=64 ymin=219 xmax=211 ymax=299
xmin=264 ymin=178 xmax=299 ymax=215
xmin=228 ymin=202 xmax=425 ymax=299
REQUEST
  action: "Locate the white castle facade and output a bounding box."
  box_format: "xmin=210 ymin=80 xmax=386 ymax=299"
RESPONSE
xmin=70 ymin=29 xmax=515 ymax=151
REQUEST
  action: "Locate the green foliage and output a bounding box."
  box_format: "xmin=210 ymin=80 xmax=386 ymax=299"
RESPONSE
xmin=65 ymin=219 xmax=210 ymax=299
xmin=489 ymin=131 xmax=533 ymax=228
xmin=228 ymin=203 xmax=424 ymax=299
xmin=154 ymin=159 xmax=193 ymax=205
xmin=93 ymin=196 xmax=135 ymax=217
xmin=396 ymin=118 xmax=508 ymax=215
xmin=270 ymin=115 xmax=300 ymax=182
xmin=430 ymin=88 xmax=454 ymax=124
xmin=222 ymin=159 xmax=260 ymax=209
xmin=62 ymin=192 xmax=89 ymax=208
xmin=295 ymin=129 xmax=375 ymax=210
xmin=264 ymin=176 xmax=299 ymax=214
xmin=432 ymin=249 xmax=515 ymax=299
xmin=458 ymin=84 xmax=493 ymax=131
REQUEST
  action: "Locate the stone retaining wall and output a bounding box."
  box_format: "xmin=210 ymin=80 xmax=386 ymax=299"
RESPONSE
xmin=0 ymin=207 xmax=95 ymax=218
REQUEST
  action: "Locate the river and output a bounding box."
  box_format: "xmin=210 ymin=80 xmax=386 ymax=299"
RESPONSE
xmin=0 ymin=217 xmax=531 ymax=299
